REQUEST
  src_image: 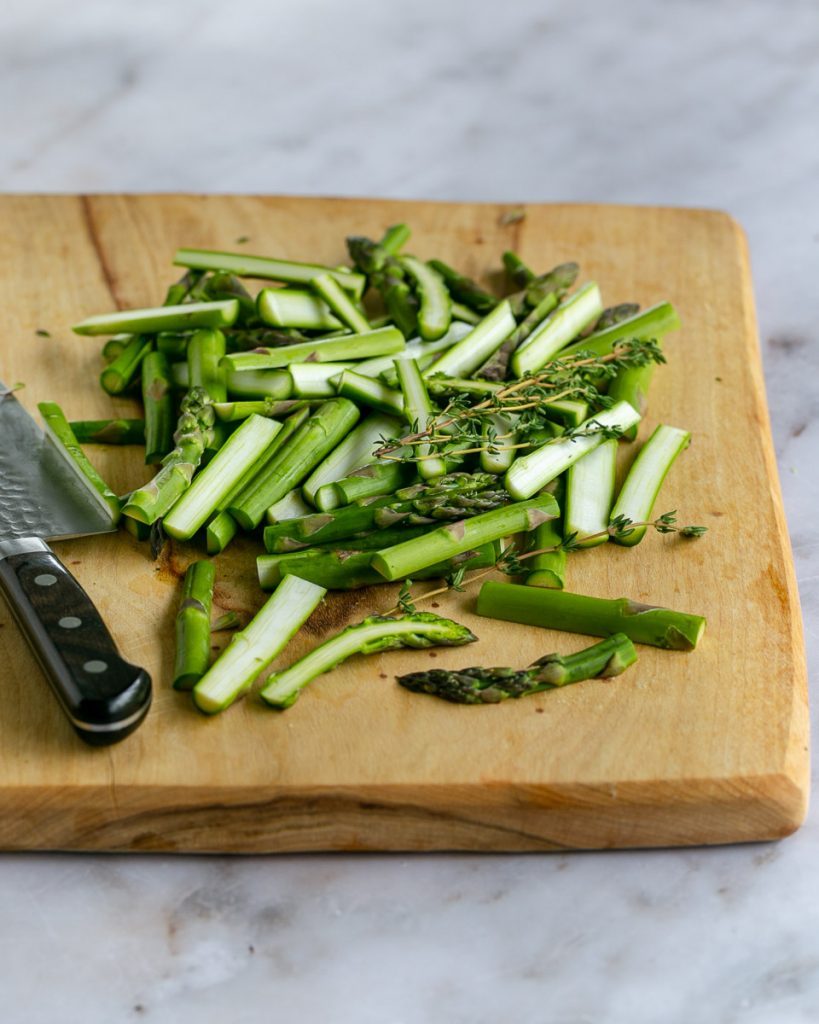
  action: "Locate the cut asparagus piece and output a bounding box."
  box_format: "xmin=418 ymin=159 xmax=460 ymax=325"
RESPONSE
xmin=193 ymin=575 xmax=326 ymax=714
xmin=525 ymin=478 xmax=566 ymax=589
xmin=256 ymin=288 xmax=342 ymax=330
xmin=100 ymin=334 xmax=152 ymax=396
xmin=320 ymin=460 xmax=416 ymax=507
xmin=101 ymin=334 xmax=130 ymax=363
xmin=260 ymin=612 xmax=477 ymax=709
xmin=257 ymin=541 xmax=496 ymax=591
xmin=397 ymin=633 xmax=637 ymax=703
xmin=37 ymin=402 xmax=121 ymax=524
xmin=564 ymin=438 xmax=618 ymax=548
xmin=141 ymin=350 xmax=174 ymax=465
xmin=354 ymin=322 xmax=470 ymax=379
xmin=265 ymin=487 xmax=313 ymax=524
xmin=336 ymin=369 xmax=404 ymax=414
xmin=505 ymin=401 xmax=641 ymax=500
xmin=206 ymin=510 xmax=239 ymax=555
xmin=225 ymin=368 xmax=293 ymax=400
xmin=477 ymin=582 xmax=706 ymax=650
xmin=396 ymin=357 xmax=447 ymax=481
xmin=607 ymin=342 xmax=662 ymax=441
xmin=424 ymin=300 xmax=516 ymax=379
xmin=371 ymin=495 xmax=558 ymax=581
xmin=502 ymin=250 xmax=536 ymax=289
xmin=187 ymin=328 xmax=227 ymax=402
xmin=68 ymin=418 xmax=145 ymax=445
xmin=212 ymin=398 xmax=309 ymax=422
xmin=450 ymin=302 xmax=481 ymax=325
xmin=164 ymin=414 xmax=282 ymax=540
xmin=228 ymin=398 xmax=360 ymax=529
xmin=511 ymin=283 xmax=603 ymax=377
xmin=302 ymin=413 xmax=401 ymax=509
xmin=399 ymin=256 xmax=451 ymax=340
xmin=73 ymin=300 xmax=239 ymax=336
xmin=380 ymin=223 xmax=411 ymax=254
xmin=289 ymin=362 xmax=355 ymax=398
xmin=173 ymin=560 xmax=215 ymax=691
xmin=427 ymin=259 xmax=498 ymax=315
xmin=480 ymin=412 xmax=517 ymax=474
xmin=477 ymin=291 xmax=559 ymax=381
xmin=311 ymin=272 xmax=370 ymax=334
xmin=557 ymin=302 xmax=680 ymax=362
xmin=610 ymin=425 xmax=691 ymax=546
xmin=223 ymin=326 xmax=404 ymax=371
xmin=262 ymin=523 xmax=433 ymax=557
xmin=174 ymin=248 xmax=365 ymax=298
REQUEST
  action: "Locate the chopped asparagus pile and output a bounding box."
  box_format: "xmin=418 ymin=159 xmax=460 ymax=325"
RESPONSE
xmin=52 ymin=221 xmax=707 ymax=713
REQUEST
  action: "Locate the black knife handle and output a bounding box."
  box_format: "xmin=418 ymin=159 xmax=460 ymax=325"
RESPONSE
xmin=0 ymin=539 xmax=151 ymax=745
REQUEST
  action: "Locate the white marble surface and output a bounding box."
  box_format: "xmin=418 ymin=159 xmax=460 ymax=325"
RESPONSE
xmin=1 ymin=0 xmax=818 ymax=1020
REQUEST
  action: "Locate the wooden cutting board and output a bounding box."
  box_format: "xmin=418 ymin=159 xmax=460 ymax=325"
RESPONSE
xmin=0 ymin=195 xmax=808 ymax=852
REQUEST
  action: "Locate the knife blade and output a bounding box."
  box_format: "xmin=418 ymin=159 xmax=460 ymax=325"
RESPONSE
xmin=0 ymin=386 xmax=151 ymax=745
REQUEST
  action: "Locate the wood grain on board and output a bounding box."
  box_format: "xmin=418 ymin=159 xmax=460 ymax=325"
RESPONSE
xmin=0 ymin=195 xmax=808 ymax=851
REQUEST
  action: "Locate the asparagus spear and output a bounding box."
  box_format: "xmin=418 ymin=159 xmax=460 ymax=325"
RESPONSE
xmin=476 ymin=582 xmax=706 ymax=650
xmin=73 ymin=300 xmax=240 ymax=336
xmin=259 ymin=612 xmax=477 ymax=709
xmin=172 ymin=560 xmax=215 ymax=690
xmin=477 ymin=291 xmax=559 ymax=381
xmin=563 ymin=438 xmax=618 ymax=548
xmin=395 ymin=357 xmax=448 ymax=480
xmin=212 ymin=398 xmax=309 ymax=422
xmin=335 ymin=369 xmax=405 ymax=415
xmin=511 ymin=283 xmax=603 ymax=377
xmin=187 ymin=328 xmax=227 ymax=402
xmin=354 ymin=322 xmax=469 ymax=379
xmin=156 ymin=333 xmax=189 ymax=359
xmin=257 ymin=541 xmax=497 ymax=591
xmin=590 ymin=303 xmax=641 ymax=333
xmin=141 ymin=350 xmax=174 ymax=464
xmin=101 ymin=335 xmax=130 ymax=363
xmin=174 ymin=248 xmax=365 ymax=298
xmin=228 ymin=398 xmax=360 ymax=529
xmin=201 ymin=271 xmax=258 ymax=324
xmin=263 ymin=523 xmax=433 ymax=557
xmin=206 ymin=510 xmax=238 ymax=555
xmin=193 ymin=575 xmax=327 ymax=713
xmin=319 ymin=460 xmax=416 ymax=507
xmin=524 ymin=478 xmax=566 ymax=589
xmin=399 ymin=256 xmax=451 ymax=340
xmin=37 ymin=402 xmax=121 ymax=524
xmin=224 ymin=368 xmax=293 ymax=400
xmin=609 ymin=425 xmax=691 ymax=546
xmin=288 ymin=362 xmax=355 ymax=398
xmin=557 ymin=302 xmax=680 ymax=362
xmin=302 ymin=413 xmax=402 ymax=509
xmin=450 ymin=302 xmax=481 ymax=325
xmin=382 ymin=276 xmax=419 ymax=339
xmin=100 ymin=334 xmax=151 ymax=396
xmin=164 ymin=414 xmax=283 ymax=540
xmin=505 ymin=401 xmax=641 ymax=501
xmin=502 ymin=250 xmax=536 ymax=289
xmin=371 ymin=495 xmax=558 ymax=581
xmin=265 ymin=488 xmax=313 ymax=524
xmin=222 ymin=326 xmax=404 ymax=371
xmin=121 ymin=387 xmax=217 ymax=524
xmin=523 ymin=262 xmax=580 ymax=308
xmin=68 ymin=418 xmax=145 ymax=445
xmin=311 ymin=272 xmax=370 ymax=334
xmin=607 ymin=338 xmax=662 ymax=441
xmin=397 ymin=633 xmax=637 ymax=703
xmin=427 ymin=259 xmax=498 ymax=315
xmin=424 ymin=300 xmax=516 ymax=379
xmin=479 ymin=412 xmax=517 ymax=474
xmin=256 ymin=288 xmax=343 ymax=330
xmin=162 ymin=268 xmax=204 ymax=306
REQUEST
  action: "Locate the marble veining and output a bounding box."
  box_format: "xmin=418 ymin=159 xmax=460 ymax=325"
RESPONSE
xmin=0 ymin=0 xmax=818 ymax=1020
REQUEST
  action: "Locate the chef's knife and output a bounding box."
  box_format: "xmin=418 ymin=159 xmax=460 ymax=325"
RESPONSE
xmin=0 ymin=386 xmax=151 ymax=745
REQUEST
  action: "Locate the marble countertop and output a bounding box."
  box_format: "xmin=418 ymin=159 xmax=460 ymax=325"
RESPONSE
xmin=1 ymin=0 xmax=817 ymax=1020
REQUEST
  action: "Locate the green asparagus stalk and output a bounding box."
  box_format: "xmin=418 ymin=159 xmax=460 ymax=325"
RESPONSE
xmin=68 ymin=418 xmax=145 ymax=445
xmin=73 ymin=300 xmax=240 ymax=336
xmin=172 ymin=560 xmax=216 ymax=690
xmin=505 ymin=401 xmax=641 ymax=501
xmin=427 ymin=259 xmax=498 ymax=315
xmin=525 ymin=478 xmax=566 ymax=589
xmin=205 ymin=510 xmax=239 ymax=555
xmin=228 ymin=398 xmax=360 ymax=529
xmin=397 ymin=633 xmax=637 ymax=703
xmin=480 ymin=412 xmax=517 ymax=474
xmin=260 ymin=612 xmax=477 ymax=709
xmin=211 ymin=611 xmax=241 ymax=632
xmin=302 ymin=413 xmax=401 ymax=509
xmin=450 ymin=302 xmax=481 ymax=325
xmin=257 ymin=541 xmax=497 ymax=591
xmin=564 ymin=438 xmax=618 ymax=548
xmin=101 ymin=334 xmax=130 ymax=363
xmin=396 ymin=357 xmax=448 ymax=480
xmin=164 ymin=414 xmax=282 ymax=540
xmin=477 ymin=291 xmax=559 ymax=381
xmin=174 ymin=248 xmax=366 ymax=298
xmin=288 ymin=362 xmax=355 ymax=398
xmin=557 ymin=302 xmax=680 ymax=363
xmin=187 ymin=328 xmax=227 ymax=402
xmin=155 ymin=332 xmax=189 ymax=359
xmin=354 ymin=323 xmax=469 ymax=379
xmin=263 ymin=523 xmax=433 ymax=557
xmin=223 ymin=326 xmax=404 ymax=372
xmin=201 ymin=271 xmax=258 ymax=324
xmin=256 ymin=288 xmax=342 ymax=330
xmin=212 ymin=398 xmax=309 ymax=422
xmin=225 ymin=368 xmax=293 ymax=400
xmin=37 ymin=402 xmax=121 ymax=524
xmin=371 ymin=495 xmax=558 ymax=581
xmin=162 ymin=268 xmax=204 ymax=306
xmin=311 ymin=272 xmax=370 ymax=333
xmin=609 ymin=425 xmax=691 ymax=546
xmin=379 ymin=223 xmax=411 ymax=254
xmin=121 ymin=387 xmax=217 ymax=524
xmin=141 ymin=350 xmax=174 ymax=464
xmin=424 ymin=300 xmax=516 ymax=379
xmin=317 ymin=460 xmax=416 ymax=507
xmin=193 ymin=575 xmax=327 ymax=714
xmin=502 ymin=251 xmax=536 ymax=289
xmin=477 ymin=582 xmax=706 ymax=650
xmin=399 ymin=256 xmax=451 ymax=340
xmin=100 ymin=334 xmax=151 ymax=395
xmin=336 ymin=369 xmax=405 ymax=414
xmin=511 ymin=283 xmax=603 ymax=377
xmin=524 ymin=262 xmax=580 ymax=308
xmin=590 ymin=303 xmax=641 ymax=333
xmin=265 ymin=487 xmax=313 ymax=524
